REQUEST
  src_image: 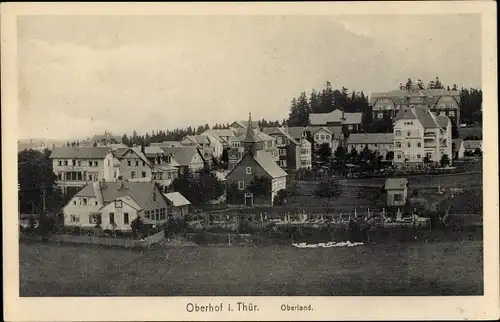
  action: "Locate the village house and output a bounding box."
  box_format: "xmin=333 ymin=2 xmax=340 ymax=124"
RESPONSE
xmin=159 ymin=146 xmax=206 ymax=174
xmin=199 ymin=130 xmax=229 ymax=158
xmin=346 ymin=133 xmax=394 ymax=159
xmin=384 ymin=178 xmax=408 ymax=207
xmin=370 ymin=87 xmax=461 ymax=125
xmin=80 ymin=131 xmax=123 ymax=147
xmin=309 ymin=109 xmax=363 ymax=131
xmin=452 ymin=138 xmax=465 ymax=160
xmin=201 ymin=129 xmax=236 ymax=150
xmin=50 ymin=146 xmax=114 ymax=193
xmin=261 ymin=126 xmax=312 ymax=171
xmin=62 ymin=179 xmax=169 ymax=230
xmin=163 ymin=192 xmax=191 ymax=217
xmin=393 ymin=106 xmax=453 ymax=168
xmin=229 ymin=120 xmax=260 ymax=132
xmin=463 ymin=140 xmax=482 ymax=154
xmin=228 ymin=129 xmax=278 ymax=170
xmin=226 ymin=114 xmax=287 ymax=207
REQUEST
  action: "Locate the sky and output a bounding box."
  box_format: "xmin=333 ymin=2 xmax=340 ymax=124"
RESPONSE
xmin=17 ymin=14 xmax=481 ymax=141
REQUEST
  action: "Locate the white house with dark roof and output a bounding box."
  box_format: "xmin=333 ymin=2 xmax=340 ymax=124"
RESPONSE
xmin=393 ymin=106 xmax=452 ymax=168
xmin=347 ymin=133 xmax=394 ymax=158
xmin=63 ymin=179 xmax=168 ymax=230
xmin=50 ymin=147 xmax=114 ymax=193
xmin=309 ymin=109 xmax=363 ymax=131
xmin=226 ymin=114 xmax=287 ymax=207
xmin=163 ymin=192 xmax=191 ymax=217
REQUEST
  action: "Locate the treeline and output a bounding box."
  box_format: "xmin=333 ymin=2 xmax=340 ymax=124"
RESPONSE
xmin=120 ymin=119 xmax=282 ymax=147
xmin=286 ymin=81 xmax=371 ymax=128
xmin=459 ymin=88 xmax=482 ymax=125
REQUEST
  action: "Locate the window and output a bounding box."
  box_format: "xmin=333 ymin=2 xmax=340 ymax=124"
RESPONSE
xmin=417 ymin=142 xmax=422 ymax=147
xmin=142 ymin=171 xmax=147 ymax=178
xmin=78 ymin=161 xmax=82 ymax=166
xmin=449 ymin=110 xmax=455 ymax=117
xmin=127 ymin=160 xmax=131 ymax=166
xmin=167 ymin=172 xmax=172 ymax=179
xmin=396 ymin=142 xmax=402 ymax=148
xmin=131 ymin=171 xmax=136 ymax=179
xmin=394 ymin=194 xmax=403 ymax=202
xmin=82 ymin=198 xmax=87 ymax=206
xmin=107 ymin=160 xmax=110 ymax=166
xmin=114 ymin=171 xmax=117 ymax=179
xmin=143 ymin=161 xmax=146 ymax=166
xmin=155 ymin=209 xmax=160 ymax=221
xmin=109 ymin=213 xmax=115 ymax=225
xmin=407 ymin=131 xmax=411 ymax=137
xmin=89 ymin=214 xmax=102 ymax=225
xmin=279 ymin=149 xmax=286 ymax=156
xmin=115 ymin=200 xmax=123 ymax=208
xmin=88 ymin=174 xmax=93 ymax=181
xmin=395 ymin=130 xmax=401 ymax=137
xmin=280 ymin=160 xmax=287 ymax=167
xmin=160 ymin=208 xmax=166 ymax=221
xmin=58 ymin=173 xmax=63 ymax=180
xmin=135 ymin=160 xmax=139 ymax=166
xmin=325 ymin=135 xmax=330 ymax=140
xmin=397 ymin=154 xmax=402 ymax=159
xmin=70 ymin=214 xmax=80 ymax=223
xmin=320 ymin=135 xmax=325 ymax=140
xmin=378 ymin=113 xmax=383 ymax=119
xmin=417 ymin=154 xmax=421 ymax=159
xmin=374 ymin=144 xmax=378 ymax=148
xmin=95 ymin=200 xmax=98 ymax=206
xmin=238 ymin=181 xmax=245 ymax=190
xmin=64 ymin=160 xmax=68 ymax=166
xmin=58 ymin=160 xmax=62 ymax=166
xmin=315 ymin=135 xmax=319 ymax=140
xmin=89 ymin=161 xmax=93 ymax=166
xmin=145 ymin=210 xmax=150 ymax=219
xmin=246 ymin=167 xmax=252 ymax=175
xmin=73 ymin=200 xmax=77 ymax=205
xmin=94 ymin=161 xmax=98 ymax=167
xmin=124 ymin=213 xmax=129 ymax=224
xmin=407 ymin=142 xmax=411 ymax=148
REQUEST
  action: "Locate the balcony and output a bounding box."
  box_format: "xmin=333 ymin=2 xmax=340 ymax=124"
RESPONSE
xmin=423 ymin=132 xmax=436 ymax=139
xmin=424 ymin=142 xmax=437 ymax=148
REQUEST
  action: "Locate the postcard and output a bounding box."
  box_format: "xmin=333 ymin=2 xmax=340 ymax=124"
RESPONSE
xmin=2 ymin=1 xmax=498 ymax=321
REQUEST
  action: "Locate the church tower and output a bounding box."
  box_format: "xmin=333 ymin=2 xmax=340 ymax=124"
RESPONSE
xmin=243 ymin=113 xmax=259 ymax=156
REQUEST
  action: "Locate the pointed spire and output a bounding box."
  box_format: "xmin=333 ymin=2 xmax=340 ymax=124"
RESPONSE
xmin=243 ymin=112 xmax=257 ymax=143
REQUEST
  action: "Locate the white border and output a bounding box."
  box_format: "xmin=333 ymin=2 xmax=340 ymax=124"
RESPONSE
xmin=2 ymin=2 xmax=498 ymax=321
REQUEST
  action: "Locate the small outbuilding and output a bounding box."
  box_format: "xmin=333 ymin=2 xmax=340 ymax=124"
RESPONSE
xmin=384 ymin=178 xmax=408 ymax=207
xmin=163 ymin=192 xmax=191 ymax=217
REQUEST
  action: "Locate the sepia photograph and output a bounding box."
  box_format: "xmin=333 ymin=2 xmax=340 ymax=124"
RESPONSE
xmin=2 ymin=2 xmax=498 ymax=321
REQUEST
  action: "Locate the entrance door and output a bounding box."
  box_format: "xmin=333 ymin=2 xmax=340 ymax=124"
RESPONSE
xmin=244 ymin=193 xmax=253 ymax=207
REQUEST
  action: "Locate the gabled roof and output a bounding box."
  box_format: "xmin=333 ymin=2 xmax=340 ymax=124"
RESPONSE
xmin=74 ymin=181 xmax=164 ymax=210
xmin=395 ymin=107 xmax=440 ymax=129
xmin=309 ymin=109 xmax=362 ymax=125
xmin=109 ymin=143 xmax=128 ymax=150
xmin=159 ymin=146 xmax=202 ymax=166
xmin=260 ymin=127 xmax=300 ymax=145
xmin=112 ymin=147 xmax=131 ymax=159
xmin=163 ymin=192 xmax=191 ymax=207
xmin=254 ymin=150 xmax=288 ymax=179
xmin=150 ymin=141 xmax=183 ymax=148
xmin=209 ymin=129 xmax=236 ymax=138
xmin=347 ymin=133 xmax=394 ymax=145
xmin=385 ymin=178 xmax=408 ymax=190
xmin=50 ymin=147 xmax=111 ymax=159
xmin=182 ymin=135 xmax=211 ymax=146
xmin=370 ymin=89 xmax=461 ymax=106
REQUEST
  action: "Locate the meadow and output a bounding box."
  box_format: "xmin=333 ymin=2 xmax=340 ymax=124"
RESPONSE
xmin=20 ymin=238 xmax=483 ymax=296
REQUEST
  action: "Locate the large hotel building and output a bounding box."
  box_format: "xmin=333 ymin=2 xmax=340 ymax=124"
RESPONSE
xmin=370 ymin=88 xmax=461 ymax=126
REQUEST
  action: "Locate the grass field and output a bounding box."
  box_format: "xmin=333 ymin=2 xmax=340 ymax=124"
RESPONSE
xmin=20 ymin=239 xmax=483 ymax=296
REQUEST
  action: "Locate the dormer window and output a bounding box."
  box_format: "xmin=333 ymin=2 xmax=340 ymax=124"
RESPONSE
xmin=115 ymin=200 xmax=123 ymax=208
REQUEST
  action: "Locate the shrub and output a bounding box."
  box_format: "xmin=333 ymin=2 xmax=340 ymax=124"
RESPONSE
xmin=314 ymin=177 xmax=342 ymax=198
